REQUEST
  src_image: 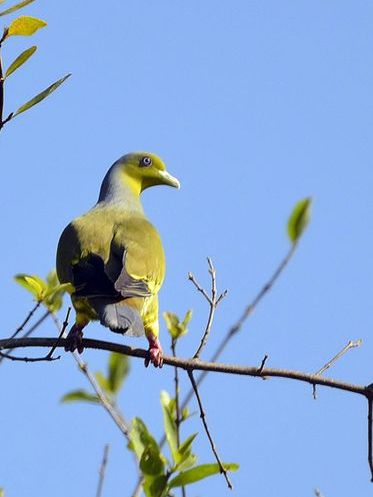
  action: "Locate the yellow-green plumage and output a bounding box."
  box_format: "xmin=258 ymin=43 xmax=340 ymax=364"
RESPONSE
xmin=56 ymin=152 xmax=179 ymax=366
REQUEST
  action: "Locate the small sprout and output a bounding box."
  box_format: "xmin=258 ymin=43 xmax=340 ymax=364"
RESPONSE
xmin=287 ymin=197 xmax=312 ymax=244
xmin=181 ymin=407 xmax=190 ymax=421
xmin=163 ymin=309 xmax=193 ymax=339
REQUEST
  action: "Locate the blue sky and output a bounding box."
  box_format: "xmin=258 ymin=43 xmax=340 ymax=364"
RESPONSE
xmin=1 ymin=1 xmax=373 ymax=496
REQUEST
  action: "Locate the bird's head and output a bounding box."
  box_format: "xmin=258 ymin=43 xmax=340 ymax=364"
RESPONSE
xmin=116 ymin=152 xmax=180 ymax=194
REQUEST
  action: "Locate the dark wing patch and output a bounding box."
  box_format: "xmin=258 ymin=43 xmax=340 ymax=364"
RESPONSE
xmin=72 ymin=254 xmax=120 ymax=299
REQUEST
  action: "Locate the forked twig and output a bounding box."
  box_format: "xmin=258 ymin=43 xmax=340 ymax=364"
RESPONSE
xmin=190 ymin=258 xmax=227 ymax=359
xmin=187 ymin=369 xmax=233 ymax=489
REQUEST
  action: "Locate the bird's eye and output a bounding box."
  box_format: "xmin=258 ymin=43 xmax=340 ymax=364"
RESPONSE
xmin=140 ymin=156 xmax=152 ymax=167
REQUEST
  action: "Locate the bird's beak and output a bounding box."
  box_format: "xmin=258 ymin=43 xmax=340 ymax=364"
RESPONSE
xmin=158 ymin=170 xmax=180 ymax=189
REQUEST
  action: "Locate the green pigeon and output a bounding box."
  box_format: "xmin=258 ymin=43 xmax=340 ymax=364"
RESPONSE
xmin=56 ymin=152 xmax=180 ymax=367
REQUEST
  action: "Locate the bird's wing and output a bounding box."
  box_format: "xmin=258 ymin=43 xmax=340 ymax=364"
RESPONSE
xmin=106 ymin=217 xmax=166 ymax=299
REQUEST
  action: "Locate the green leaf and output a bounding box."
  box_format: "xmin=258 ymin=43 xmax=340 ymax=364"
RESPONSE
xmin=0 ymin=488 xmax=4 ymax=497
xmin=163 ymin=309 xmax=192 ymax=339
xmin=4 ymin=45 xmax=36 ymax=78
xmin=128 ymin=417 xmax=161 ymax=461
xmin=7 ymin=15 xmax=47 ymax=36
xmin=178 ymin=433 xmax=197 ymax=457
xmin=140 ymin=446 xmax=165 ymax=476
xmin=144 ymin=475 xmax=168 ymax=497
xmin=160 ymin=391 xmax=178 ymax=462
xmin=176 ymin=453 xmax=197 ymax=472
xmin=61 ymin=390 xmax=100 ymax=404
xmin=107 ymin=352 xmax=129 ymax=394
xmin=287 ymin=197 xmax=312 ymax=244
xmin=13 ymin=73 xmax=71 ymax=117
xmin=169 ymin=463 xmax=239 ymax=488
xmin=0 ymin=0 xmax=35 ymax=17
xmin=14 ymin=273 xmax=47 ymax=300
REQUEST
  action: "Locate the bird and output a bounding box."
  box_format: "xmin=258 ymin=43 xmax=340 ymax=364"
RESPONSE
xmin=56 ymin=152 xmax=180 ymax=367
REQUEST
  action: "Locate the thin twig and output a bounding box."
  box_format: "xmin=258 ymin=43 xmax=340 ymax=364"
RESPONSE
xmin=192 ymin=258 xmax=226 ymax=359
xmin=188 ymin=272 xmax=211 ymax=304
xmin=257 ymin=354 xmax=269 ymax=374
xmin=315 ymin=340 xmax=362 ymax=376
xmin=368 ymin=396 xmax=373 ymax=482
xmin=313 ymin=339 xmax=363 ymax=399
xmin=0 ymin=309 xmax=50 ymax=365
xmin=3 ymin=301 xmax=42 ymax=347
xmin=187 ymin=369 xmax=233 ymax=489
xmin=50 ymin=316 xmax=131 ymax=440
xmin=96 ymin=444 xmax=110 ymax=497
xmin=171 ymin=338 xmax=186 ymax=497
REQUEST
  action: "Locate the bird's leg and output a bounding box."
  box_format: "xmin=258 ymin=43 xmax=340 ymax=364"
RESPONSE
xmin=145 ymin=333 xmax=163 ymax=368
xmin=64 ymin=323 xmax=86 ymax=354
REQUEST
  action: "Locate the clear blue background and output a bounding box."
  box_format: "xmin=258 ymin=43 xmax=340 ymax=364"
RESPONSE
xmin=1 ymin=1 xmax=373 ymax=496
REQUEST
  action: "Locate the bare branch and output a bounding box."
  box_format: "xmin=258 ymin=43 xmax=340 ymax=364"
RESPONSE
xmin=178 ymin=243 xmax=299 ymax=415
xmin=187 ymin=369 xmax=233 ymax=489
xmin=96 ymin=444 xmax=110 ymax=497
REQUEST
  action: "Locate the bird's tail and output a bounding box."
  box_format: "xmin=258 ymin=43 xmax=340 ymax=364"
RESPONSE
xmin=92 ymin=299 xmax=145 ymax=337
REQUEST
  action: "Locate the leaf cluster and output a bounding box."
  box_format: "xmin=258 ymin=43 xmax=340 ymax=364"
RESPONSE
xmin=14 ymin=270 xmax=71 ymax=312
xmin=0 ymin=0 xmax=70 ymax=129
xmin=128 ymin=391 xmax=238 ymax=497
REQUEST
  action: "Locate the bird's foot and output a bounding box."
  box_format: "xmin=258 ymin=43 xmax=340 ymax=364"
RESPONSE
xmin=145 ymin=334 xmax=163 ymax=368
xmin=64 ymin=324 xmax=84 ymax=354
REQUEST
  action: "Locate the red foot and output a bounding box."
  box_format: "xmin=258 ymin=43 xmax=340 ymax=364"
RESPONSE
xmin=145 ymin=334 xmax=163 ymax=368
xmin=64 ymin=324 xmax=84 ymax=354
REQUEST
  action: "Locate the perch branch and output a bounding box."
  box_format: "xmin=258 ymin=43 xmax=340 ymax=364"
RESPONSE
xmin=0 ymin=337 xmax=370 ymax=398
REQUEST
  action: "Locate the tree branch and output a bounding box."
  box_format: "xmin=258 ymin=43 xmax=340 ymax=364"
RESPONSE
xmin=0 ymin=337 xmax=370 ymax=398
